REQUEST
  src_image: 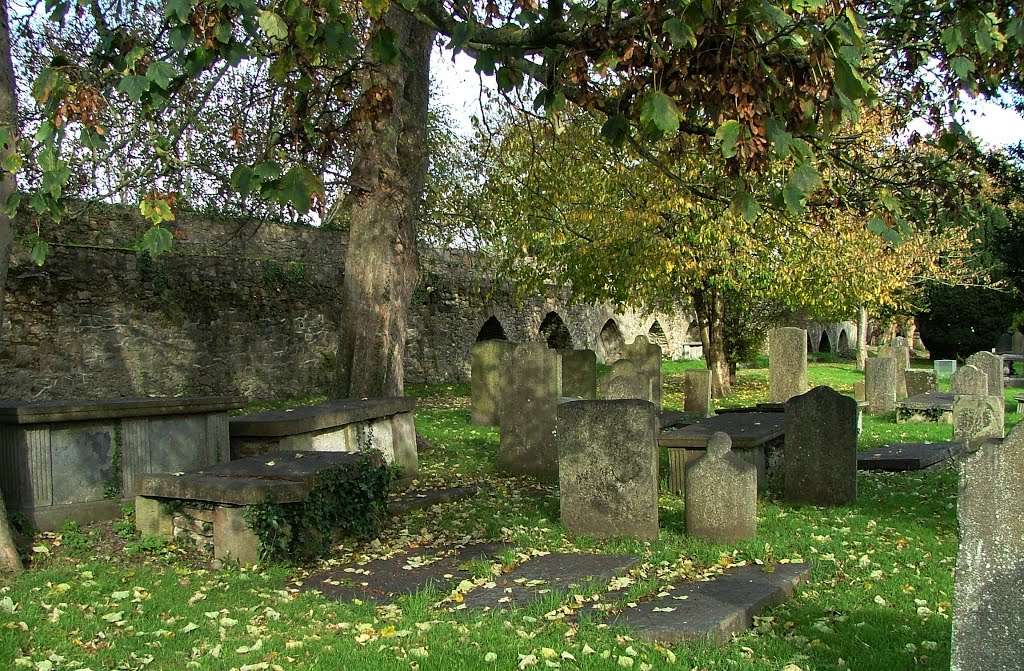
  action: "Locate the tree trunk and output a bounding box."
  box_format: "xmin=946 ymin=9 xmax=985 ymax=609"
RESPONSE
xmin=857 ymin=305 xmax=868 ymax=371
xmin=331 ymin=8 xmax=434 ymax=399
xmin=692 ymin=289 xmax=732 ymax=398
xmin=0 ymin=0 xmax=22 ymax=571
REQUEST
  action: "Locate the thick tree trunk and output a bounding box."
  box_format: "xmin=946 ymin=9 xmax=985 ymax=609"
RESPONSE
xmin=857 ymin=305 xmax=868 ymax=371
xmin=332 ymin=8 xmax=434 ymax=399
xmin=0 ymin=0 xmax=22 ymax=571
xmin=692 ymin=289 xmax=732 ymax=398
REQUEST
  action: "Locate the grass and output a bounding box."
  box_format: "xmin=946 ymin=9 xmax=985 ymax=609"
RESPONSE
xmin=3 ymin=359 xmax=1007 ymax=671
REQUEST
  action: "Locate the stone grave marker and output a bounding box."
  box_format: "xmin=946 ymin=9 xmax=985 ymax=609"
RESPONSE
xmin=683 ymin=368 xmax=713 ymax=417
xmin=558 ymin=399 xmax=658 ymax=540
xmin=865 ymin=357 xmax=897 ymax=414
xmin=952 ymin=422 xmax=1024 ymax=671
xmin=499 ymin=342 xmax=561 ymax=480
xmin=684 ymin=432 xmax=756 ymax=541
xmin=878 ymin=345 xmax=910 ymax=399
xmin=558 ymin=349 xmax=598 ymax=399
xmin=965 ymin=351 xmax=1004 ymax=398
xmin=953 ymin=395 xmax=1005 ymax=447
xmin=951 ymin=364 xmax=989 ymax=396
xmin=471 ymin=340 xmax=516 ymax=426
xmin=784 ymin=386 xmax=858 ymax=506
xmin=1013 ymin=331 xmax=1024 ymax=355
xmin=602 ymin=359 xmax=651 ymax=401
xmin=995 ymin=332 xmax=1013 ymax=353
xmin=769 ymin=327 xmax=808 ymax=403
xmin=905 ymin=369 xmax=937 ymax=397
xmin=623 ymin=335 xmax=663 ymax=409
xmin=853 ymin=380 xmax=865 ymax=402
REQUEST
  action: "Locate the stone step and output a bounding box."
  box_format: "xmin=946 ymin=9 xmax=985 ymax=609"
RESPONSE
xmin=858 ymin=442 xmax=964 ymax=471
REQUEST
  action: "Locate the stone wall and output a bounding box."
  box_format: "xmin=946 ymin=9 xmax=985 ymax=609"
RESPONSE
xmin=0 ymin=206 xmax=700 ymax=401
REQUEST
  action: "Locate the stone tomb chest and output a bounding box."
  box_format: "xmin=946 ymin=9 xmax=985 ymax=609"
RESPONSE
xmin=0 ymin=396 xmax=245 ymax=529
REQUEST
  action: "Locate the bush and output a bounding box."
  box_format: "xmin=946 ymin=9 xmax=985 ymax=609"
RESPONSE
xmin=917 ymin=284 xmax=1017 ymax=360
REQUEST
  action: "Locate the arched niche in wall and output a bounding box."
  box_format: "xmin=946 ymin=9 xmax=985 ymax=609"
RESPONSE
xmin=476 ymin=316 xmax=508 ymax=342
xmin=539 ymin=311 xmax=573 ymax=349
xmin=820 ymin=330 xmax=833 ymax=353
xmin=598 ymin=318 xmax=625 ymax=362
xmin=685 ymin=321 xmax=702 ymax=344
xmin=648 ymin=320 xmax=669 ymax=351
xmin=837 ymin=329 xmax=851 ymax=354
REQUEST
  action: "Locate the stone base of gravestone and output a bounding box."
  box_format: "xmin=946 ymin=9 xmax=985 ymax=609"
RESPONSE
xmin=684 ymin=369 xmax=713 ymax=417
xmin=471 ymin=340 xmax=516 ymax=426
xmin=499 ymin=343 xmax=561 ymax=480
xmin=865 ymin=357 xmax=897 ymax=414
xmin=769 ymin=328 xmax=808 ymax=403
xmin=558 ymin=400 xmax=658 ymax=539
xmin=684 ymin=432 xmax=756 ymax=541
xmin=784 ymin=386 xmax=857 ymax=506
xmin=558 ymin=349 xmax=598 ymax=399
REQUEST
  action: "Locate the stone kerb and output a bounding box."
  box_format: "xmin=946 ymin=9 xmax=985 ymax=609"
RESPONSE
xmin=768 ymin=328 xmax=808 ymax=403
xmin=557 ymin=399 xmax=659 ymax=540
xmin=623 ymin=336 xmax=663 ymax=409
xmin=499 ymin=342 xmax=561 ymax=480
xmin=684 ymin=432 xmax=756 ymax=542
xmin=965 ymin=351 xmax=1004 ymax=398
xmin=683 ymin=369 xmax=713 ymax=418
xmin=952 ymin=423 xmax=1024 ymax=671
xmin=602 ymin=360 xmax=652 ymax=401
xmin=864 ymin=357 xmax=897 ymax=414
xmin=784 ymin=386 xmax=858 ymax=506
xmin=471 ymin=340 xmax=517 ymax=426
xmin=558 ymin=349 xmax=598 ymax=399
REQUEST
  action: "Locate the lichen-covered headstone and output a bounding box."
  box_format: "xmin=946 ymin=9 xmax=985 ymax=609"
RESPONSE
xmin=499 ymin=342 xmax=561 ymax=480
xmin=558 ymin=399 xmax=658 ymax=540
xmin=558 ymin=349 xmax=598 ymax=399
xmin=602 ymin=359 xmax=651 ymax=401
xmin=769 ymin=328 xmax=808 ymax=403
xmin=951 ymin=364 xmax=989 ymax=396
xmin=905 ymin=369 xmax=937 ymax=397
xmin=953 ymin=395 xmax=1005 ymax=447
xmin=952 ymin=422 xmax=1024 ymax=671
xmin=471 ymin=340 xmax=516 ymax=426
xmin=853 ymin=381 xmax=865 ymax=402
xmin=865 ymin=357 xmax=897 ymax=414
xmin=878 ymin=345 xmax=910 ymax=399
xmin=965 ymin=351 xmax=1004 ymax=399
xmin=684 ymin=432 xmax=756 ymax=541
xmin=623 ymin=336 xmax=662 ymax=409
xmin=683 ymin=369 xmax=713 ymax=417
xmin=783 ymin=386 xmax=858 ymax=506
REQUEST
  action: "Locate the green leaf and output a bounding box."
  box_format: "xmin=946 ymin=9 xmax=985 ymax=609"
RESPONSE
xmin=371 ymin=28 xmax=399 ymax=63
xmin=765 ymin=118 xmax=792 ymax=158
xmin=32 ymin=67 xmax=62 ymax=104
xmin=3 ymin=191 xmax=20 ymax=218
xmin=142 ymin=226 xmax=174 ymax=256
xmin=783 ymin=184 xmax=805 ymax=213
xmin=1008 ymin=16 xmax=1024 ymax=43
xmin=164 ymin=0 xmax=196 ymax=23
xmin=37 ymin=147 xmax=59 ymax=172
xmin=275 ymin=165 xmax=324 ymax=215
xmin=117 ymin=75 xmax=151 ymax=102
xmin=601 ymin=114 xmax=630 ymax=147
xmin=169 ymin=26 xmax=193 ymax=51
xmin=663 ymin=17 xmax=697 ymax=49
xmin=362 ymin=0 xmax=390 ymax=19
xmin=788 ymin=162 xmax=821 ymax=193
xmin=258 ymin=10 xmax=289 ymax=41
xmin=639 ymin=91 xmax=680 ymax=136
xmin=253 ymin=161 xmax=282 ymax=180
xmin=231 ymin=165 xmax=258 ymax=197
xmin=3 ymin=152 xmax=22 ymax=173
xmin=146 ymin=61 xmax=177 ymax=90
xmin=396 ymin=0 xmax=419 ymax=10
xmin=140 ymin=198 xmax=174 ymax=225
xmin=867 ymin=217 xmax=887 ymax=235
xmin=730 ymin=188 xmax=761 ymax=223
xmin=950 ymin=55 xmax=975 ymax=80
xmin=715 ymin=119 xmax=741 ymax=158
xmin=833 ymin=58 xmax=868 ymax=102
xmin=29 ymin=239 xmax=49 ymax=266
xmin=496 ymin=66 xmax=523 ymax=93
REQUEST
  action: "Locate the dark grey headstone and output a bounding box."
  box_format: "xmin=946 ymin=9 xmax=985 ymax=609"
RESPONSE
xmin=558 ymin=349 xmax=598 ymax=399
xmin=769 ymin=328 xmax=807 ymax=403
xmin=49 ymin=424 xmax=115 ymax=505
xmin=471 ymin=341 xmax=516 ymax=426
xmin=995 ymin=332 xmax=1013 ymax=353
xmin=1013 ymin=332 xmax=1024 ymax=355
xmin=865 ymin=357 xmax=897 ymax=414
xmin=905 ymin=370 xmax=937 ymax=396
xmin=684 ymin=369 xmax=713 ymax=417
xmin=965 ymin=351 xmax=1004 ymax=398
xmin=499 ymin=342 xmax=561 ymax=480
xmin=857 ymin=442 xmax=965 ymax=471
xmin=784 ymin=386 xmax=857 ymax=506
xmin=685 ymin=432 xmax=756 ymax=541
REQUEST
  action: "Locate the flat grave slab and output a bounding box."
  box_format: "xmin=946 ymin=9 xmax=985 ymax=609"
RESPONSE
xmin=611 ymin=562 xmax=811 ymax=644
xmin=858 ymin=442 xmax=965 ymax=471
xmin=896 ymin=392 xmax=954 ymax=423
xmin=230 ymin=397 xmax=415 ymax=437
xmin=659 ymin=413 xmax=784 ymax=449
xmin=714 ymin=403 xmax=786 ymax=415
xmin=658 ymin=410 xmax=699 ymax=430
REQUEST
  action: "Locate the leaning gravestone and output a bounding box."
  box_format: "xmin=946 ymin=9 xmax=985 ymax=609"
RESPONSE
xmin=471 ymin=340 xmax=516 ymax=426
xmin=602 ymin=359 xmax=651 ymax=401
xmin=684 ymin=369 xmax=713 ymax=417
xmin=784 ymin=386 xmax=858 ymax=506
xmin=905 ymin=369 xmax=937 ymax=397
xmin=768 ymin=328 xmax=808 ymax=403
xmin=965 ymin=351 xmax=1004 ymax=399
xmin=951 ymin=423 xmax=1024 ymax=671
xmin=558 ymin=349 xmax=598 ymax=399
xmin=684 ymin=432 xmax=756 ymax=542
xmin=499 ymin=342 xmax=561 ymax=480
xmin=623 ymin=336 xmax=663 ymax=409
xmin=865 ymin=357 xmax=897 ymax=414
xmin=558 ymin=399 xmax=659 ymax=540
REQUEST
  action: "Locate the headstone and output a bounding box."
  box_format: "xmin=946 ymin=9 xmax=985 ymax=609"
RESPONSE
xmin=891 ymin=336 xmax=909 ymax=348
xmin=1013 ymin=332 xmax=1024 ymax=355
xmin=905 ymin=369 xmax=937 ymax=397
xmin=965 ymin=351 xmax=1004 ymax=398
xmin=995 ymin=332 xmax=1013 ymax=353
xmin=623 ymin=336 xmax=663 ymax=409
xmin=558 ymin=399 xmax=659 ymax=540
xmin=952 ymin=395 xmax=1004 ymax=447
xmin=865 ymin=357 xmax=897 ymax=414
xmin=683 ymin=369 xmax=713 ymax=417
xmin=853 ymin=381 xmax=865 ymax=402
xmin=684 ymin=432 xmax=756 ymax=542
xmin=558 ymin=349 xmax=598 ymax=399
xmin=471 ymin=340 xmax=516 ymax=426
xmin=934 ymin=359 xmax=957 ymax=380
xmin=499 ymin=342 xmax=561 ymax=480
xmin=951 ymin=364 xmax=989 ymax=397
xmin=878 ymin=345 xmax=910 ymax=399
xmin=768 ymin=328 xmax=808 ymax=403
xmin=952 ymin=422 xmax=1024 ymax=671
xmin=602 ymin=359 xmax=651 ymax=401
xmin=783 ymin=386 xmax=858 ymax=506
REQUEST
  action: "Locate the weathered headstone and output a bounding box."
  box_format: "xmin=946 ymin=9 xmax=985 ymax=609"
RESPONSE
xmin=783 ymin=386 xmax=858 ymax=506
xmin=623 ymin=336 xmax=663 ymax=409
xmin=684 ymin=432 xmax=756 ymax=542
xmin=558 ymin=349 xmax=598 ymax=399
xmin=471 ymin=340 xmax=516 ymax=426
xmin=558 ymin=399 xmax=659 ymax=540
xmin=953 ymin=395 xmax=1005 ymax=447
xmin=683 ymin=369 xmax=713 ymax=417
xmin=878 ymin=345 xmax=910 ymax=399
xmin=951 ymin=364 xmax=989 ymax=396
xmin=602 ymin=359 xmax=651 ymax=401
xmin=995 ymin=332 xmax=1013 ymax=353
xmin=865 ymin=357 xmax=897 ymax=414
xmin=965 ymin=351 xmax=1004 ymax=399
xmin=1013 ymin=331 xmax=1024 ymax=355
xmin=934 ymin=359 xmax=958 ymax=380
xmin=769 ymin=328 xmax=808 ymax=403
xmin=853 ymin=381 xmax=865 ymax=402
xmin=905 ymin=369 xmax=937 ymax=397
xmin=499 ymin=342 xmax=561 ymax=480
xmin=952 ymin=422 xmax=1024 ymax=671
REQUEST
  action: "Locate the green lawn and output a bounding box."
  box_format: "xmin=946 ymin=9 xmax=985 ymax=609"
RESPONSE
xmin=2 ymin=360 xmax=1003 ymax=671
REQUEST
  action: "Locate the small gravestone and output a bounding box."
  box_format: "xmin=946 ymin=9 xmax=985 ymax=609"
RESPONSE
xmin=996 ymin=332 xmax=1013 ymax=353
xmin=784 ymin=386 xmax=858 ymax=506
xmin=602 ymin=359 xmax=651 ymax=401
xmin=853 ymin=381 xmax=865 ymax=402
xmin=1013 ymin=332 xmax=1024 ymax=355
xmin=684 ymin=369 xmax=713 ymax=417
xmin=684 ymin=432 xmax=756 ymax=541
xmin=623 ymin=336 xmax=663 ymax=409
xmin=865 ymin=357 xmax=897 ymax=414
xmin=952 ymin=423 xmax=1024 ymax=671
xmin=499 ymin=342 xmax=561 ymax=480
xmin=769 ymin=328 xmax=808 ymax=403
xmin=558 ymin=349 xmax=598 ymax=399
xmin=953 ymin=395 xmax=1005 ymax=447
xmin=471 ymin=340 xmax=516 ymax=426
xmin=558 ymin=400 xmax=658 ymax=540
xmin=905 ymin=369 xmax=937 ymax=397
xmin=965 ymin=351 xmax=1004 ymax=398
xmin=952 ymin=364 xmax=989 ymax=396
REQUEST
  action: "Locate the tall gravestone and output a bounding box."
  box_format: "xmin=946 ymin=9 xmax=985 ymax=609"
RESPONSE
xmin=865 ymin=357 xmax=897 ymax=414
xmin=952 ymin=423 xmax=1024 ymax=671
xmin=623 ymin=336 xmax=662 ymax=409
xmin=965 ymin=351 xmax=1004 ymax=399
xmin=558 ymin=399 xmax=659 ymax=540
xmin=684 ymin=432 xmax=756 ymax=541
xmin=683 ymin=369 xmax=713 ymax=417
xmin=769 ymin=328 xmax=808 ymax=403
xmin=558 ymin=349 xmax=598 ymax=399
xmin=602 ymin=359 xmax=651 ymax=401
xmin=1013 ymin=331 xmax=1024 ymax=355
xmin=471 ymin=340 xmax=516 ymax=426
xmin=878 ymin=345 xmax=910 ymax=399
xmin=784 ymin=386 xmax=858 ymax=506
xmin=499 ymin=343 xmax=561 ymax=480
